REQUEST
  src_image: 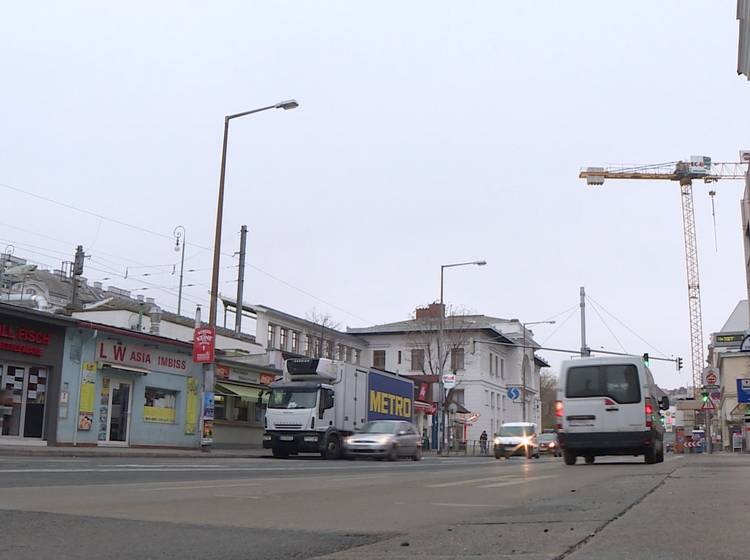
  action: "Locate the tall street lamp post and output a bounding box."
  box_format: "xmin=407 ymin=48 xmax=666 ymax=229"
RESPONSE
xmin=521 ymin=320 xmax=555 ymax=423
xmin=203 ymin=99 xmax=298 ymax=450
xmin=173 ymin=226 xmax=186 ymax=316
xmin=438 ymin=260 xmax=486 ymax=453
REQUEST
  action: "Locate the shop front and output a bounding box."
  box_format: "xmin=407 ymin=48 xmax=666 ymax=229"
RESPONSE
xmin=58 ymin=325 xmax=203 ymax=448
xmin=0 ymin=304 xmax=69 ymax=445
xmin=212 ymin=360 xmax=280 ymax=447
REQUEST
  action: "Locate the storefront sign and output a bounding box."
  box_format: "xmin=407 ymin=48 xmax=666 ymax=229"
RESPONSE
xmin=0 ymin=323 xmax=52 ymax=357
xmin=737 ymin=379 xmax=750 ymax=404
xmin=259 ymin=372 xmax=276 ymax=385
xmin=193 ymin=326 xmax=216 ymax=364
xmin=203 ymin=391 xmax=215 ymax=420
xmin=216 ymin=364 xmax=230 ymax=379
xmin=230 ymin=370 xmax=259 ymax=384
xmin=97 ymin=341 xmax=189 ymax=375
xmin=78 ymin=367 xmax=96 ymax=431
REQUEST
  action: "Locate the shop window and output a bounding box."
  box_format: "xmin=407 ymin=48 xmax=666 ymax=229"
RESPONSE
xmin=214 ymin=395 xmax=226 ymax=420
xmin=144 ymin=387 xmax=177 ymax=423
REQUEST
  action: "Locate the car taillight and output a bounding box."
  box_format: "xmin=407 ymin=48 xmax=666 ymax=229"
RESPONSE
xmin=645 ymin=398 xmax=653 ymax=428
xmin=555 ymin=400 xmax=563 ymax=430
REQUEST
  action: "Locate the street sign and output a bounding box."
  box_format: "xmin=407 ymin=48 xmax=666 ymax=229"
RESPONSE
xmin=710 ymin=389 xmax=721 ymax=402
xmin=192 ymin=326 xmax=216 ymax=363
xmin=507 ymin=387 xmax=521 ymax=400
xmin=702 ymin=367 xmax=719 ymax=388
xmin=442 ymin=373 xmax=456 ymax=390
xmin=701 ymin=399 xmax=715 ymax=411
xmin=737 ymin=379 xmax=750 ymax=403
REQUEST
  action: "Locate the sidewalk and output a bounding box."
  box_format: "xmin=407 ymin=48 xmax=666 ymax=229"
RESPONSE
xmin=0 ymin=444 xmax=270 ymax=459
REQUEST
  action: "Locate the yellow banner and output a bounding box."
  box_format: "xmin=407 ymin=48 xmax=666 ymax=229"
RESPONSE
xmin=77 ymin=372 xmax=96 ymax=431
xmin=185 ymin=377 xmax=198 ymax=434
xmin=144 ymin=406 xmax=176 ymax=424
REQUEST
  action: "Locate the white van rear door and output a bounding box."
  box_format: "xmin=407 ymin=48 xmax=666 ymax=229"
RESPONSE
xmin=563 ymin=365 xmax=607 ymax=433
xmin=600 ymin=364 xmax=644 ymax=433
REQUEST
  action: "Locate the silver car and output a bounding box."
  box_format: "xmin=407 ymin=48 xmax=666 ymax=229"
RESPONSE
xmin=343 ymin=420 xmax=422 ymax=461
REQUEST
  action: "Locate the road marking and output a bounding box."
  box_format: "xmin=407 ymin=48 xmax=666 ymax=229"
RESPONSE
xmin=477 ymin=475 xmax=557 ymax=488
xmin=143 ymin=482 xmax=262 ymax=491
xmin=429 ymin=502 xmax=499 ymax=508
xmin=426 ymin=475 xmax=518 ymax=488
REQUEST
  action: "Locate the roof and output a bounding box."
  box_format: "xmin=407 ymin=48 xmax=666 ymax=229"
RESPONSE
xmin=721 ymin=300 xmax=748 ymax=332
xmin=0 ymin=302 xmax=78 ymax=327
xmin=9 ymin=269 xmax=106 ymax=305
xmin=347 ymin=314 xmax=519 ymax=345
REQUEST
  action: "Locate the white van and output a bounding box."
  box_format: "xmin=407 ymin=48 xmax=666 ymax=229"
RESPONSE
xmin=556 ymin=356 xmax=668 ymax=465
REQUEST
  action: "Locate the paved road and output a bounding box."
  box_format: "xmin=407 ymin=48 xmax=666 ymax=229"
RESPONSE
xmin=0 ymin=453 xmax=746 ymax=559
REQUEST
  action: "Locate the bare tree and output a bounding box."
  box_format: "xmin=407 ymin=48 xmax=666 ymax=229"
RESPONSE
xmin=539 ymin=370 xmax=559 ymax=430
xmin=306 ymin=307 xmax=341 ymax=359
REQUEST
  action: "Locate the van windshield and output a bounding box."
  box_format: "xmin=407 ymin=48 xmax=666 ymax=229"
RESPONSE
xmin=499 ymin=426 xmax=534 ymax=437
xmin=565 ymin=364 xmax=641 ymax=404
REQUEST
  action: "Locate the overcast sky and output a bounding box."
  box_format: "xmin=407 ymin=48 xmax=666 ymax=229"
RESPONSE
xmin=0 ymin=1 xmax=747 ymax=388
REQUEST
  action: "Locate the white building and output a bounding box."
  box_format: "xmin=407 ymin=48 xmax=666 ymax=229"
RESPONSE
xmin=347 ymin=303 xmax=548 ymax=447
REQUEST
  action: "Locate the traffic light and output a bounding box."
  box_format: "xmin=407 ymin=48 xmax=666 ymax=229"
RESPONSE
xmin=701 ymin=390 xmax=709 ymax=403
xmin=676 ymin=357 xmax=683 ymax=371
xmin=642 ymin=353 xmax=650 ymax=367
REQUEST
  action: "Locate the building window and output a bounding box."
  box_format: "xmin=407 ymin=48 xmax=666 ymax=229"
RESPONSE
xmin=291 ymin=331 xmax=299 ymax=353
xmin=499 ymin=357 xmax=504 ymax=379
xmin=305 ymin=335 xmax=312 ymax=356
xmin=279 ymin=328 xmax=288 ymax=350
xmin=267 ymin=324 xmax=275 ymax=348
xmin=144 ymin=387 xmax=177 ymax=424
xmin=313 ymin=337 xmax=321 ymax=357
xmin=324 ymin=340 xmax=333 ymax=359
xmin=451 ymin=348 xmax=465 ymax=371
xmin=373 ymin=350 xmax=386 ymax=369
xmin=398 ymin=350 xmax=402 ymax=364
xmin=338 ymin=344 xmax=345 ymax=361
xmin=346 ymin=347 xmax=353 ymax=363
xmin=411 ymin=349 xmax=425 ymax=372
xmin=490 ymin=353 xmax=494 ymax=375
xmin=453 ymin=389 xmax=465 ymax=406
xmin=485 ymin=390 xmax=490 ymax=406
xmin=355 ymin=349 xmax=361 ymax=365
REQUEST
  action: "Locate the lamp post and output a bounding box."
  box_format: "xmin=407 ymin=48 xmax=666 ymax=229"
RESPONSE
xmin=208 ymin=99 xmax=299 ymax=328
xmin=438 ymin=260 xmax=486 ymax=454
xmin=173 ymin=226 xmax=186 ymax=316
xmin=521 ymin=320 xmax=555 ymax=423
xmin=202 ymin=99 xmax=298 ymax=451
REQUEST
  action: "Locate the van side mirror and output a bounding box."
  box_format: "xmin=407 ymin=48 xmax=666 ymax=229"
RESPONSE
xmin=660 ymin=396 xmax=670 ymax=411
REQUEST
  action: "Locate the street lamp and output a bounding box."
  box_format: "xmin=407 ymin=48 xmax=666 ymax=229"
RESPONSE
xmin=173 ymin=226 xmax=186 ymax=316
xmin=521 ymin=320 xmax=555 ymax=423
xmin=438 ymin=260 xmax=486 ymax=454
xmin=208 ymin=99 xmax=299 ymax=328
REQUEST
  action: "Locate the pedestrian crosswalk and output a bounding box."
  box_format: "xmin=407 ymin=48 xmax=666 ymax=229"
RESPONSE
xmin=426 ymin=474 xmax=557 ymax=489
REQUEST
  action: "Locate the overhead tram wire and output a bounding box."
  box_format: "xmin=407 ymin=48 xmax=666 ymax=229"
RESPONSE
xmin=0 ymin=182 xmax=375 ymax=325
xmin=540 ymin=306 xmax=579 ymax=346
xmin=587 ymin=298 xmax=628 ymax=353
xmin=586 ymin=294 xmax=667 ymax=356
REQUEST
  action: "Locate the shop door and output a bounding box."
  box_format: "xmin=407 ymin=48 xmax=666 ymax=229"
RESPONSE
xmin=0 ymin=365 xmax=47 ymax=439
xmin=108 ymin=381 xmax=132 ymax=443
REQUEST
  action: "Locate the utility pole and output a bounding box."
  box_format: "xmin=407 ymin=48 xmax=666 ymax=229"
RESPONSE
xmin=70 ymin=245 xmax=85 ymax=311
xmin=235 ymin=225 xmax=248 ymax=334
xmin=580 ymin=287 xmax=591 ymax=357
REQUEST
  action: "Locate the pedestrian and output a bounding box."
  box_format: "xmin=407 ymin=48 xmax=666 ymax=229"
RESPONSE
xmin=480 ymin=430 xmax=488 ymax=456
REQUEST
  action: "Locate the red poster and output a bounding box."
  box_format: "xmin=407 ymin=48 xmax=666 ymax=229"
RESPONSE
xmin=192 ymin=326 xmax=216 ymax=364
xmin=259 ymin=373 xmax=276 ymax=385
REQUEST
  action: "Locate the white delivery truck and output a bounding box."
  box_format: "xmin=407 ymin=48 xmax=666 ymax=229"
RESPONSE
xmin=263 ymin=357 xmax=415 ymax=459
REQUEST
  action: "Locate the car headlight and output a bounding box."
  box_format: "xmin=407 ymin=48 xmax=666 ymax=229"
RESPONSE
xmin=494 ymin=437 xmax=501 ymax=445
xmin=521 ymin=437 xmax=532 ymax=445
xmin=548 ymin=442 xmax=556 ymax=448
xmin=344 ymin=437 xmax=354 ymax=445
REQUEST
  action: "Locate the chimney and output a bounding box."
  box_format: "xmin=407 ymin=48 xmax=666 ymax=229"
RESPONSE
xmin=149 ymin=304 xmax=162 ymax=336
xmin=136 ymin=294 xmax=145 ymax=302
xmin=415 ymin=303 xmax=445 ymax=320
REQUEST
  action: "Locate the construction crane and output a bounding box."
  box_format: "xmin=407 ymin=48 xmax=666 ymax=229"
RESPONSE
xmin=579 ymin=158 xmax=748 ymax=394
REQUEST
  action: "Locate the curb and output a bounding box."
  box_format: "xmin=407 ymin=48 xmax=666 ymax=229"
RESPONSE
xmin=0 ymin=448 xmax=270 ymax=459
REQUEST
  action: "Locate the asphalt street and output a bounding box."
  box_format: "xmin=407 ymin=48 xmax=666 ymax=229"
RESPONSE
xmin=0 ymin=453 xmax=747 ymax=559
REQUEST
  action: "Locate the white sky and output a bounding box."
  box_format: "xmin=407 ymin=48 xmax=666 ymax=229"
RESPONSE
xmin=1 ymin=1 xmax=747 ymax=389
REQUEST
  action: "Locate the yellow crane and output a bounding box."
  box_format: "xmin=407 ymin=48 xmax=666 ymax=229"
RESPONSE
xmin=579 ymin=158 xmax=747 ymax=394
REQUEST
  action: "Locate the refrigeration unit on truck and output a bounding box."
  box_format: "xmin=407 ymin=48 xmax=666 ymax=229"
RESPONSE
xmin=263 ymin=357 xmax=415 ymax=459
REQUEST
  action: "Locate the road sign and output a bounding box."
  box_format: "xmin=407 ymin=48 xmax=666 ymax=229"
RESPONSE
xmin=442 ymin=373 xmax=456 ymax=390
xmin=742 ymin=335 xmax=750 ymax=352
xmin=710 ymin=389 xmax=721 ymax=402
xmin=702 ymin=367 xmax=719 ymax=388
xmin=192 ymin=326 xmax=216 ymax=363
xmin=701 ymin=399 xmax=715 ymax=411
xmin=737 ymin=379 xmax=750 ymax=403
xmin=507 ymin=387 xmax=521 ymax=400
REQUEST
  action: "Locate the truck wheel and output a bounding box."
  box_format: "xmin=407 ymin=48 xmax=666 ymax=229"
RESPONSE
xmin=644 ymin=446 xmax=657 ymax=464
xmin=272 ymin=448 xmax=289 ymax=459
xmin=322 ymin=435 xmax=341 ymax=460
xmin=563 ymin=451 xmax=577 ymax=466
xmin=584 ymin=456 xmax=595 ymax=464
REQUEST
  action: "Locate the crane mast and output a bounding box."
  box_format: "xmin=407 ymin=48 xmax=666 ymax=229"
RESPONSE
xmin=580 ymin=159 xmax=747 ymax=395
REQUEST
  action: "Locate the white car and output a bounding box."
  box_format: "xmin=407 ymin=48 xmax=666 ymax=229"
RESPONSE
xmin=494 ymin=422 xmax=540 ymax=459
xmin=556 ymin=356 xmax=669 ymax=465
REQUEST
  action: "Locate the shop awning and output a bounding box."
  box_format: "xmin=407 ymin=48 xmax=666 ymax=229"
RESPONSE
xmin=414 ymin=401 xmax=434 ymax=414
xmin=215 ymin=382 xmax=269 ymax=403
xmin=99 ymin=362 xmax=150 ymax=375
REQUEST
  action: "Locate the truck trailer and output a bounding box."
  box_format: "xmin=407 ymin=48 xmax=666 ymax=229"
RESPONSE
xmin=263 ymin=357 xmax=415 ymax=459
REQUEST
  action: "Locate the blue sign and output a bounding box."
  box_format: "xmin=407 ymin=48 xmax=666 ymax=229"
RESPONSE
xmin=368 ymin=371 xmax=413 ymax=421
xmin=507 ymin=387 xmax=521 ymax=401
xmin=737 ymin=379 xmax=750 ymax=404
xmin=203 ymin=391 xmax=215 ymax=420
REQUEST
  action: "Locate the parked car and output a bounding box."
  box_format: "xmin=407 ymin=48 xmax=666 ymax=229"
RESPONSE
xmin=538 ymin=432 xmax=562 ymax=457
xmin=343 ymin=420 xmax=422 ymax=461
xmin=494 ymin=422 xmax=540 ymax=459
xmin=556 ymin=356 xmax=669 ymax=465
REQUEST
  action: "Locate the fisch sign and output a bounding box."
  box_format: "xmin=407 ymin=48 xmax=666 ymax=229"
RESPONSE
xmin=97 ymin=341 xmax=189 ymax=375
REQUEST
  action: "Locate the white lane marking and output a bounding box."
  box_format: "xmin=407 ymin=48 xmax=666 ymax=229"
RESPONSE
xmin=426 ymin=475 xmax=518 ymax=488
xmin=214 ymin=495 xmax=261 ymax=500
xmin=144 ymin=482 xmax=262 ymax=491
xmin=430 ymin=502 xmax=499 ymax=508
xmin=477 ymin=475 xmax=557 ymax=488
